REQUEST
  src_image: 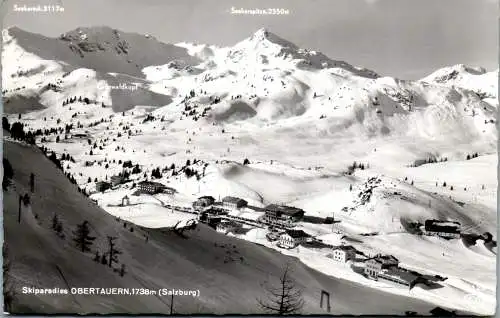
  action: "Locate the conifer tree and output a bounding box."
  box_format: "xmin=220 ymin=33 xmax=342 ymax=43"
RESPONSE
xmin=72 ymin=221 xmax=96 ymax=253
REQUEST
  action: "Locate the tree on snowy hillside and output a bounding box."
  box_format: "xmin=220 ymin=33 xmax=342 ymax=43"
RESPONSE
xmin=151 ymin=167 xmax=162 ymax=179
xmin=106 ymin=236 xmax=122 ymax=269
xmin=2 ymin=117 xmax=10 ymax=131
xmin=257 ymin=264 xmax=304 ymax=315
xmin=10 ymin=122 xmax=25 ymax=140
xmin=72 ymin=220 xmax=96 ymax=253
xmin=3 ymin=158 xmax=14 ymax=191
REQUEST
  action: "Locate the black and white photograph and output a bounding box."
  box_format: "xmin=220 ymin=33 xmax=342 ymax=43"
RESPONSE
xmin=1 ymin=0 xmax=498 ymax=315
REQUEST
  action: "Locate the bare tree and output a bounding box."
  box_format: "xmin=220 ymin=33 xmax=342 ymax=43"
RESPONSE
xmin=257 ymin=264 xmax=304 ymax=315
xmin=106 ymin=236 xmax=122 ymax=268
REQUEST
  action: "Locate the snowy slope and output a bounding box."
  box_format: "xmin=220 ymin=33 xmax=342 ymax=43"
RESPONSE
xmin=3 ymin=26 xmax=200 ymax=78
xmin=420 ymin=64 xmax=498 ymax=107
xmin=3 ymin=140 xmax=442 ymax=315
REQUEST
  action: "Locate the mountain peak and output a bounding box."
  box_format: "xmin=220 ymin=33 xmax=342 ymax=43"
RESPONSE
xmin=241 ymin=28 xmax=297 ymax=49
xmin=250 ymin=28 xmax=271 ymax=41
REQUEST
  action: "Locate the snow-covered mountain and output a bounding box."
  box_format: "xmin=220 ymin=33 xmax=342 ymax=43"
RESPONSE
xmin=2 ymin=26 xmax=497 ymax=315
xmin=3 ymin=26 xmax=200 ymax=77
xmin=420 ymin=64 xmax=498 ymax=106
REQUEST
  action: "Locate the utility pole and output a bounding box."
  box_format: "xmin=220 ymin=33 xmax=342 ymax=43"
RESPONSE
xmin=170 ymin=293 xmax=174 ymax=314
xmin=18 ymin=195 xmax=22 ymax=223
xmin=30 ymin=173 xmax=35 ymax=193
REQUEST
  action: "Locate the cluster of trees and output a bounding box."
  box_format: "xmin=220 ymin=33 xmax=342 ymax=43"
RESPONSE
xmin=60 ymin=153 xmax=76 ymax=162
xmin=93 ymin=236 xmax=125 ymax=277
xmin=346 ymin=161 xmax=369 ymax=175
xmin=45 ymin=83 xmax=62 ymax=92
xmin=71 ymin=220 xmax=126 ymax=276
xmin=62 ymin=96 xmax=92 ymax=106
xmin=410 ymin=156 xmax=448 ymax=167
xmin=64 ymin=172 xmax=78 ymax=185
xmin=131 ymin=164 xmax=142 ymax=175
xmin=437 ymin=181 xmax=454 ymax=190
xmin=47 ymin=151 xmax=63 ymax=169
xmin=3 ymin=117 xmax=77 ymax=145
xmin=181 ymin=103 xmax=211 ymax=121
xmin=151 ymin=167 xmax=162 ymax=179
xmin=210 ymin=96 xmax=221 ymax=105
xmin=4 ymin=118 xmax=35 ymax=144
xmin=142 ymin=114 xmax=155 ymax=123
xmin=466 ymin=153 xmax=479 ymax=160
xmin=183 ymin=167 xmax=200 ymax=179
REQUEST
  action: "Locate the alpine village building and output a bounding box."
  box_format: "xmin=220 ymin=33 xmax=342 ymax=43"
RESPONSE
xmin=138 ymin=181 xmax=176 ymax=195
xmin=278 ymin=229 xmax=312 ymax=249
xmin=110 ymin=174 xmax=126 ymax=187
xmin=332 ymin=245 xmax=357 ymax=263
xmin=96 ymin=181 xmax=111 ymax=193
xmin=364 ymin=254 xmax=420 ymax=289
xmin=221 ymin=196 xmax=248 ymax=210
xmin=192 ymin=196 xmax=216 ymax=211
xmin=423 ymin=220 xmax=461 ymax=239
xmin=263 ymin=204 xmax=305 ymax=226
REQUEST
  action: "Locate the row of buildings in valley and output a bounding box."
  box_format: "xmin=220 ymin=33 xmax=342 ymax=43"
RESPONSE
xmin=270 ymin=228 xmax=421 ymax=290
xmin=193 ymin=195 xmax=306 ymax=227
xmin=195 ymin=195 xmax=427 ymax=290
xmin=96 ymin=174 xmax=131 ymax=192
xmin=96 ymin=177 xmax=177 ymax=195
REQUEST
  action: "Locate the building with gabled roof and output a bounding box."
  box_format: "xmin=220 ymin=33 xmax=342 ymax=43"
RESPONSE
xmin=364 ymin=254 xmax=400 ymax=278
xmin=138 ymin=181 xmax=176 ymax=195
xmin=110 ymin=174 xmax=126 ymax=187
xmin=278 ymin=229 xmax=312 ymax=249
xmin=193 ymin=196 xmax=216 ymax=211
xmin=377 ymin=267 xmax=420 ymax=289
xmin=332 ymin=245 xmax=357 ymax=263
xmin=96 ymin=181 xmax=111 ymax=193
xmin=222 ymin=196 xmax=248 ymax=209
xmin=424 ymin=219 xmax=461 ymax=239
xmin=264 ymin=204 xmax=305 ymax=224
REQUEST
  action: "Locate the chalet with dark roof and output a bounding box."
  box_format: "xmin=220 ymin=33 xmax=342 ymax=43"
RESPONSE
xmin=222 ymin=196 xmax=248 ymax=209
xmin=364 ymin=254 xmax=400 ymax=278
xmin=332 ymin=245 xmax=357 ymax=263
xmin=138 ymin=181 xmax=176 ymax=195
xmin=424 ymin=220 xmax=461 ymax=239
xmin=377 ymin=267 xmax=421 ymax=289
xmin=193 ymin=196 xmax=216 ymax=211
xmin=264 ymin=204 xmax=305 ymax=224
xmin=279 ymin=229 xmax=312 ymax=249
